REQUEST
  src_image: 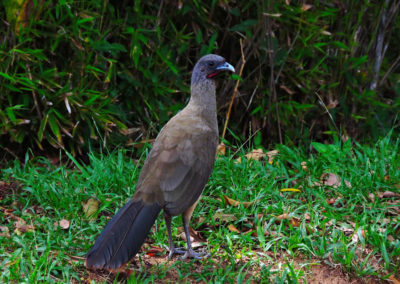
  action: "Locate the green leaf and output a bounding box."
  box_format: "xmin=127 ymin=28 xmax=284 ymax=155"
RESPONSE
xmin=38 ymin=113 xmax=48 ymax=142
xmin=48 ymin=112 xmax=62 ymax=142
xmin=312 ymin=142 xmax=329 ymax=153
xmin=230 ymin=19 xmax=257 ymax=32
xmin=0 ymin=72 xmax=16 ymax=83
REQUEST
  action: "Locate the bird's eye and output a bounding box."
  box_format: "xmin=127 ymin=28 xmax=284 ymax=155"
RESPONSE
xmin=208 ymin=62 xmax=215 ymax=67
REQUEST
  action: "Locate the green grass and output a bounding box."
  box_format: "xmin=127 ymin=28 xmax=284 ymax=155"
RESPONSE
xmin=1 ymin=134 xmax=400 ymax=282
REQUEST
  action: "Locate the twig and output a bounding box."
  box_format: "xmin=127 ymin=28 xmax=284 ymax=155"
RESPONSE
xmin=26 ymin=64 xmax=42 ymax=119
xmin=222 ymin=39 xmax=246 ymax=139
xmin=314 ymin=91 xmax=340 ymax=135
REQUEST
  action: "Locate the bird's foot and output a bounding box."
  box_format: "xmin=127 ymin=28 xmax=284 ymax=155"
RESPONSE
xmin=180 ymin=248 xmax=209 ymax=260
xmin=165 ymin=245 xmax=186 ymax=259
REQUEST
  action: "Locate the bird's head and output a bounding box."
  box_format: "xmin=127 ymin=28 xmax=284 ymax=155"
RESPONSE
xmin=191 ymin=54 xmax=235 ymax=84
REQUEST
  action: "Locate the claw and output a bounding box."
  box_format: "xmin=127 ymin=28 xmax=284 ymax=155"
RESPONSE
xmin=167 ymin=246 xmax=186 ymax=259
xmin=180 ymin=249 xmax=209 ymax=260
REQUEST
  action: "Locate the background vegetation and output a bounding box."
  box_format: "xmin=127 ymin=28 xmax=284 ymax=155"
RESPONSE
xmin=1 ymin=1 xmax=400 ymax=158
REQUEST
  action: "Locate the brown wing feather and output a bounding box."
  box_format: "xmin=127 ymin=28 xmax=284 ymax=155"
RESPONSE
xmin=135 ymin=115 xmax=218 ymax=216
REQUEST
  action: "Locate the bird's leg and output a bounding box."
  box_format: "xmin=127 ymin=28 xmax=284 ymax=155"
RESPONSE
xmin=181 ymin=206 xmax=209 ymax=260
xmin=164 ymin=213 xmax=185 ymax=259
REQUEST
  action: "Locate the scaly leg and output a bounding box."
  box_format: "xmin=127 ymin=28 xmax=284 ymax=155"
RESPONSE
xmin=164 ymin=213 xmax=185 ymax=259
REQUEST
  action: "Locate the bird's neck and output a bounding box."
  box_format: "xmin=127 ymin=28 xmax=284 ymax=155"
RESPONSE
xmin=188 ymin=81 xmax=218 ymax=127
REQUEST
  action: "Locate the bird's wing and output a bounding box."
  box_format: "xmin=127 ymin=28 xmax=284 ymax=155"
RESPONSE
xmin=135 ymin=117 xmax=218 ymax=216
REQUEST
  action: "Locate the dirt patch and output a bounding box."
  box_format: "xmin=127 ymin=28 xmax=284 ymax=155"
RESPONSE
xmin=307 ymin=263 xmax=379 ymax=284
xmin=81 ymin=250 xmax=385 ymax=283
xmin=0 ymin=180 xmax=19 ymax=201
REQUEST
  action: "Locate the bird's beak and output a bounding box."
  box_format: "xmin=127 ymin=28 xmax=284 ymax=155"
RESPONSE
xmin=216 ymin=62 xmax=235 ymax=73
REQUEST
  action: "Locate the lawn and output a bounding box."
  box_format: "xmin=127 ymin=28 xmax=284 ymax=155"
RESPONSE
xmin=1 ymin=134 xmax=399 ymax=283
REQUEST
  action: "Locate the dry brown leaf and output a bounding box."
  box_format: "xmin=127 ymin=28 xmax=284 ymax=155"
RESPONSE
xmin=223 ymin=195 xmax=240 ymax=206
xmin=326 ymin=198 xmax=336 ymax=205
xmin=213 ymin=212 xmax=237 ymax=222
xmin=280 ymin=84 xmax=295 ymax=95
xmin=321 ymin=173 xmax=341 ymax=187
xmin=266 ymin=150 xmax=279 ymax=164
xmin=368 ymin=193 xmax=375 ymax=202
xmin=327 ymin=99 xmax=339 ymax=109
xmin=228 ymin=224 xmax=240 ymax=233
xmin=388 ymin=275 xmax=400 ymax=284
xmin=276 ymin=213 xmax=290 ymax=222
xmin=388 ymin=235 xmax=395 ymax=242
xmin=245 ymin=148 xmax=265 ymax=161
xmin=82 ymin=197 xmax=100 ymax=221
xmin=301 ymin=4 xmax=313 ymax=11
xmin=15 ymin=221 xmax=35 ymax=235
xmin=0 ymin=226 xmax=10 ymax=238
xmin=382 ymin=191 xmax=400 ymax=198
xmin=59 ymin=219 xmax=70 ymax=229
xmin=217 ymin=142 xmax=226 ymax=156
xmin=290 ymin=217 xmax=300 ymax=227
xmin=146 ymin=246 xmax=164 ymax=257
xmin=320 ymin=172 xmax=352 ymax=188
xmin=222 ymin=195 xmax=255 ymax=208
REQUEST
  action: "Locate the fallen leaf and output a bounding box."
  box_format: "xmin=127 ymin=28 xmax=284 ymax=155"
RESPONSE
xmin=280 ymin=84 xmax=295 ymax=95
xmin=15 ymin=221 xmax=35 ymax=235
xmin=0 ymin=226 xmax=10 ymax=238
xmin=222 ymin=195 xmax=255 ymax=208
xmin=146 ymin=246 xmax=164 ymax=257
xmin=59 ymin=219 xmax=70 ymax=229
xmin=327 ymin=99 xmax=339 ymax=109
xmin=82 ymin=197 xmax=100 ymax=221
xmin=320 ymin=172 xmax=352 ymax=188
xmin=301 ymin=4 xmax=313 ymax=11
xmin=217 ymin=142 xmax=226 ymax=156
xmin=321 ymin=173 xmax=341 ymax=187
xmin=388 ymin=235 xmax=395 ymax=242
xmin=276 ymin=213 xmax=290 ymax=221
xmin=368 ymin=193 xmax=375 ymax=202
xmin=213 ymin=212 xmax=237 ymax=222
xmin=266 ymin=150 xmax=279 ymax=164
xmin=388 ymin=275 xmax=400 ymax=284
xmin=228 ymin=224 xmax=240 ymax=233
xmin=280 ymin=188 xmax=301 ymax=193
xmin=326 ymin=198 xmax=336 ymax=205
xmin=290 ymin=217 xmax=300 ymax=227
xmin=223 ymin=195 xmax=239 ymax=206
xmin=382 ymin=191 xmax=400 ymax=198
xmin=245 ymin=148 xmax=265 ymax=161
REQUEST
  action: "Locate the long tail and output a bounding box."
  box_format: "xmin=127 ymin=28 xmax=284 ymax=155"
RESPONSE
xmin=85 ymin=199 xmax=161 ymax=269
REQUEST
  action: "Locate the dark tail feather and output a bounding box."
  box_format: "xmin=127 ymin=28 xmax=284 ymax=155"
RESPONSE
xmin=85 ymin=199 xmax=161 ymax=269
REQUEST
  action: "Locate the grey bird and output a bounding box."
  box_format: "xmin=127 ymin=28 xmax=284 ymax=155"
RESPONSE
xmin=85 ymin=54 xmax=235 ymax=269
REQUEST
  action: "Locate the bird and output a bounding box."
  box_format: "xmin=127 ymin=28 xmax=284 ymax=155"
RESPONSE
xmin=85 ymin=54 xmax=235 ymax=269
